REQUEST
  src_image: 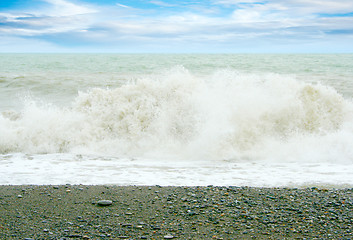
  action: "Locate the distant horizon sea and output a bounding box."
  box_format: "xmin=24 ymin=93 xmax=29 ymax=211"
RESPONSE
xmin=1 ymin=53 xmax=353 ymax=187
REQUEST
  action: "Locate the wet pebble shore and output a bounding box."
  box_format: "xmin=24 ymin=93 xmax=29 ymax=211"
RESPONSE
xmin=0 ymin=185 xmax=352 ymax=239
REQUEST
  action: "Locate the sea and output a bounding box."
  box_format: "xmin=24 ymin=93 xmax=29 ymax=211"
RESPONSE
xmin=1 ymin=54 xmax=353 ymax=187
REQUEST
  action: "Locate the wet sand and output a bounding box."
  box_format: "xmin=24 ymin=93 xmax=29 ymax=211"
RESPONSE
xmin=0 ymin=185 xmax=352 ymax=239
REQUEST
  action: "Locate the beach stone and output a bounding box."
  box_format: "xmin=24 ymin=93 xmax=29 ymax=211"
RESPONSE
xmin=17 ymin=195 xmax=23 ymax=198
xmin=164 ymin=234 xmax=174 ymax=239
xmin=152 ymin=225 xmax=161 ymax=230
xmin=97 ymin=200 xmax=113 ymax=206
xmin=122 ymin=223 xmax=132 ymax=227
xmin=69 ymin=234 xmax=82 ymax=238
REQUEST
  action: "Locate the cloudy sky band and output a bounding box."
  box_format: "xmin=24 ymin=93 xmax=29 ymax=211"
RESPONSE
xmin=0 ymin=0 xmax=352 ymax=52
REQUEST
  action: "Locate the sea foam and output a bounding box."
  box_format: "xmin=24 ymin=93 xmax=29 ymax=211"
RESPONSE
xmin=1 ymin=67 xmax=353 ymax=163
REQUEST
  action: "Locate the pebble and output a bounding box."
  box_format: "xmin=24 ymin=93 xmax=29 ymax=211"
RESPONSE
xmin=164 ymin=234 xmax=174 ymax=239
xmin=122 ymin=223 xmax=132 ymax=227
xmin=2 ymin=185 xmax=353 ymax=239
xmin=17 ymin=195 xmax=23 ymax=198
xmin=152 ymin=225 xmax=161 ymax=230
xmin=68 ymin=234 xmax=82 ymax=238
xmin=97 ymin=200 xmax=113 ymax=206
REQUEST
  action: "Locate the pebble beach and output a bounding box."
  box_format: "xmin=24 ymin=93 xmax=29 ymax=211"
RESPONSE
xmin=1 ymin=185 xmax=352 ymax=239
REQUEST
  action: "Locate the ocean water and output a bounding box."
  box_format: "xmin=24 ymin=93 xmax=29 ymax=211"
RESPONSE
xmin=1 ymin=54 xmax=353 ymax=187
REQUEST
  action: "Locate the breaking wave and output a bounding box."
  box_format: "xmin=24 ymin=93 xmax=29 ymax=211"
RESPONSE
xmin=1 ymin=67 xmax=353 ymax=162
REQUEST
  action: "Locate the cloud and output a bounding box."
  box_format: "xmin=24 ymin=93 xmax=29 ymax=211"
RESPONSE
xmin=0 ymin=14 xmax=92 ymax=37
xmin=42 ymin=0 xmax=97 ymax=16
xmin=116 ymin=3 xmax=132 ymax=9
xmin=214 ymin=0 xmax=353 ymax=15
xmin=0 ymin=0 xmax=352 ymax=52
xmin=0 ymin=0 xmax=97 ymax=37
xmin=286 ymin=0 xmax=353 ymax=14
xmin=149 ymin=1 xmax=176 ymax=7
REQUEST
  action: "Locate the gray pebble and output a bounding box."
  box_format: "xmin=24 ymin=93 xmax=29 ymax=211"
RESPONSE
xmin=97 ymin=200 xmax=113 ymax=206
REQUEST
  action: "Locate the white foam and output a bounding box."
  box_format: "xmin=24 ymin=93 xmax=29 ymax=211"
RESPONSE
xmin=1 ymin=153 xmax=352 ymax=187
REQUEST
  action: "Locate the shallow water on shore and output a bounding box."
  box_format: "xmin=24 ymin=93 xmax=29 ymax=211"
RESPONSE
xmin=1 ymin=153 xmax=352 ymax=187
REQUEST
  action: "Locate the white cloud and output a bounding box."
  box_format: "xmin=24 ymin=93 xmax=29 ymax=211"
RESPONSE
xmin=213 ymin=0 xmax=260 ymax=4
xmin=116 ymin=3 xmax=132 ymax=9
xmin=0 ymin=0 xmax=98 ymax=37
xmin=0 ymin=13 xmax=93 ymax=36
xmin=231 ymin=9 xmax=262 ymax=22
xmin=150 ymin=1 xmax=176 ymax=7
xmin=43 ymin=0 xmax=97 ymax=17
xmin=284 ymin=0 xmax=353 ymax=14
xmin=1 ymin=0 xmax=352 ymax=52
xmin=214 ymin=0 xmax=353 ymax=15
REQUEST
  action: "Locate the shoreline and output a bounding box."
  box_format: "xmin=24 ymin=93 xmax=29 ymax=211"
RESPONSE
xmin=1 ymin=185 xmax=352 ymax=239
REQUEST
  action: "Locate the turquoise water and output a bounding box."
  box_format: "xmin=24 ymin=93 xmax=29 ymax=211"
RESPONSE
xmin=1 ymin=54 xmax=353 ymax=110
xmin=0 ymin=54 xmax=353 ymax=186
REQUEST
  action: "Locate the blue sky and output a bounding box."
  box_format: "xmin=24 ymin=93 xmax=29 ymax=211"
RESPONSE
xmin=0 ymin=0 xmax=352 ymax=53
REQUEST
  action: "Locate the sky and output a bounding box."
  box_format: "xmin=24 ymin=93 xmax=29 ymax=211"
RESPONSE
xmin=0 ymin=0 xmax=353 ymax=53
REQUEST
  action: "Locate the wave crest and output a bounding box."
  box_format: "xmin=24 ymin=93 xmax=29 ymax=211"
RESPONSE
xmin=1 ymin=68 xmax=351 ymax=161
